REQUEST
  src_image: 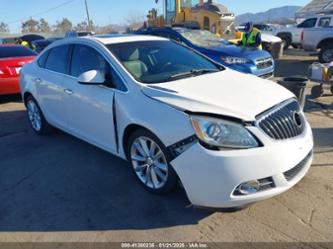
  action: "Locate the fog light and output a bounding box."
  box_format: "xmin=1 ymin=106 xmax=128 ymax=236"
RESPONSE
xmin=238 ymin=180 xmax=260 ymax=195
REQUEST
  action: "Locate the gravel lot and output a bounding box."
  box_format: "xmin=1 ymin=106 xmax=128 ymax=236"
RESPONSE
xmin=0 ymin=50 xmax=332 ymax=243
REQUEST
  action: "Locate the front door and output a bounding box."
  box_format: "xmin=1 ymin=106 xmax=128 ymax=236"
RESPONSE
xmin=62 ymin=44 xmax=117 ymax=153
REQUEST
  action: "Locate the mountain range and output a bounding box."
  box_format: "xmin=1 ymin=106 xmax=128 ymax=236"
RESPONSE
xmin=236 ymin=6 xmax=301 ymax=25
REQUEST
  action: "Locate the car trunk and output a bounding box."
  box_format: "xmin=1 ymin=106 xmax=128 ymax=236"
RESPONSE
xmin=0 ymin=56 xmax=35 ymax=77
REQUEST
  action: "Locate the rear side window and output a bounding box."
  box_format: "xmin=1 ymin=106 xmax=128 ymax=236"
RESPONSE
xmin=0 ymin=46 xmax=36 ymax=58
xmin=319 ymin=17 xmax=331 ymax=27
xmin=45 ymin=45 xmax=70 ymax=74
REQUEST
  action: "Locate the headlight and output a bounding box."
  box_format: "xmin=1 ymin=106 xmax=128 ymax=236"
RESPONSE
xmin=191 ymin=116 xmax=259 ymax=149
xmin=221 ymin=56 xmax=248 ymax=64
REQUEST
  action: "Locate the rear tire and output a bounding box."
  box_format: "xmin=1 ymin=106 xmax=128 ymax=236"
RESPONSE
xmin=127 ymin=129 xmax=178 ymax=195
xmin=330 ymin=85 xmax=333 ymax=95
xmin=319 ymin=44 xmax=333 ymax=63
xmin=26 ymin=96 xmax=53 ymax=135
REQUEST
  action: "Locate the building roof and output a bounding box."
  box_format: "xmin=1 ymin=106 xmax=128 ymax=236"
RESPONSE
xmin=296 ymin=0 xmax=333 ymax=17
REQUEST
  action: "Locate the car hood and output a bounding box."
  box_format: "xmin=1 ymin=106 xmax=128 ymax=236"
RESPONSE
xmin=205 ymin=45 xmax=271 ymax=61
xmin=262 ymin=33 xmax=282 ymax=43
xmin=141 ymin=69 xmax=294 ymax=121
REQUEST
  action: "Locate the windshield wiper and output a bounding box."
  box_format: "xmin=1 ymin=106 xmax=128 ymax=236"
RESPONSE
xmin=170 ymin=69 xmax=219 ymax=80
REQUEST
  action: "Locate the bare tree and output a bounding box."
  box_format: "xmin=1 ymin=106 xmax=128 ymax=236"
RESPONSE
xmin=125 ymin=12 xmax=146 ymax=31
xmin=74 ymin=20 xmax=94 ymax=31
xmin=0 ymin=22 xmax=9 ymax=33
xmin=38 ymin=18 xmax=51 ymax=33
xmin=21 ymin=18 xmax=39 ymax=33
xmin=54 ymin=18 xmax=73 ymax=33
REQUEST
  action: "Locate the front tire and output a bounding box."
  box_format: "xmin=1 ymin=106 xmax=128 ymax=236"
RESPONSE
xmin=26 ymin=96 xmax=52 ymax=135
xmin=127 ymin=129 xmax=178 ymax=194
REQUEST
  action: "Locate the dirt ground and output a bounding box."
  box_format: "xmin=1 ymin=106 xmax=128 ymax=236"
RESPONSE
xmin=0 ymin=50 xmax=332 ymax=243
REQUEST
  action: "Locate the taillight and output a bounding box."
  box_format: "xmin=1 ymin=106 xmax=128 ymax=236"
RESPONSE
xmin=301 ymin=31 xmax=304 ymax=42
xmin=0 ymin=67 xmax=6 ymax=76
xmin=0 ymin=66 xmax=11 ymax=77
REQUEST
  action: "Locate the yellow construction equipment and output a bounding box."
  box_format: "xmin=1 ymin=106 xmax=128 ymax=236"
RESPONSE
xmin=148 ymin=0 xmax=235 ymax=39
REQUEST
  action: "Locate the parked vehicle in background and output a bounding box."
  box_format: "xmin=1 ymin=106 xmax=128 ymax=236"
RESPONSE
xmin=254 ymin=14 xmax=333 ymax=50
xmin=32 ymin=37 xmax=63 ymax=53
xmin=0 ymin=45 xmax=36 ymax=95
xmin=260 ymin=33 xmax=283 ymax=58
xmin=136 ymin=27 xmax=274 ymax=78
xmin=65 ymin=31 xmax=95 ymax=38
xmin=0 ymin=37 xmax=17 ymax=45
xmin=301 ymin=18 xmax=333 ymax=63
xmin=20 ymin=35 xmax=313 ymax=208
xmin=253 ymin=23 xmax=301 ymax=50
xmin=20 ymin=34 xmax=45 ymax=49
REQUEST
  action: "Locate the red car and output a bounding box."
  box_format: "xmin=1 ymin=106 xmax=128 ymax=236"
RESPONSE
xmin=0 ymin=45 xmax=36 ymax=95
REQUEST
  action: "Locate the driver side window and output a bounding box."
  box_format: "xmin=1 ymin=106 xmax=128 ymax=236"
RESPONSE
xmin=70 ymin=44 xmax=127 ymax=91
xmin=70 ymin=44 xmax=108 ymax=77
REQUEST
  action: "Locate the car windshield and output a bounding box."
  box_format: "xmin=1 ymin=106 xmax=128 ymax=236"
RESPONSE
xmin=0 ymin=46 xmax=36 ymax=58
xmin=178 ymin=29 xmax=230 ymax=48
xmin=107 ymin=40 xmax=223 ymax=84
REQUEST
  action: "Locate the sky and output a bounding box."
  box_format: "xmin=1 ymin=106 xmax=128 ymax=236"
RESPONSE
xmin=0 ymin=0 xmax=311 ymax=33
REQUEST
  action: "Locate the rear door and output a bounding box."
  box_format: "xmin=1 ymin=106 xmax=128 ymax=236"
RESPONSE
xmin=35 ymin=45 xmax=71 ymax=129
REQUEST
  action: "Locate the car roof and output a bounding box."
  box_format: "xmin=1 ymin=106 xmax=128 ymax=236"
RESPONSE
xmin=87 ymin=34 xmax=167 ymax=44
xmin=140 ymin=27 xmax=190 ymax=33
xmin=44 ymin=34 xmax=169 ymax=52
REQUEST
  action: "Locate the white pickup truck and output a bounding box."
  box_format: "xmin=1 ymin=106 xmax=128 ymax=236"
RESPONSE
xmin=254 ymin=14 xmax=333 ymax=50
xmin=301 ymin=16 xmax=333 ymax=63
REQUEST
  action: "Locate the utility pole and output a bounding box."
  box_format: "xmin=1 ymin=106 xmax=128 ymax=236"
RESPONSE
xmin=85 ymin=0 xmax=92 ymax=31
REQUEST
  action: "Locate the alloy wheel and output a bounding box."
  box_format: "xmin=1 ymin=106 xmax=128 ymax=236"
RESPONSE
xmin=130 ymin=136 xmax=169 ymax=189
xmin=322 ymin=49 xmax=333 ymax=63
xmin=27 ymin=100 xmax=42 ymax=131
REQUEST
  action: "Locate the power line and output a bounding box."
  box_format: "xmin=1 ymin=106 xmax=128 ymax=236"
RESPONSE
xmin=7 ymin=0 xmax=77 ymax=25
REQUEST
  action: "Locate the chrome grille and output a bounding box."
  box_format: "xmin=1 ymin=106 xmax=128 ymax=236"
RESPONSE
xmin=259 ymin=72 xmax=274 ymax=79
xmin=256 ymin=100 xmax=305 ymax=140
xmin=284 ymin=151 xmax=312 ymax=181
xmin=256 ymin=57 xmax=273 ymax=69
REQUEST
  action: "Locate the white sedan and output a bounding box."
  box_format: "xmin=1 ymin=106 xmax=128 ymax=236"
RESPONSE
xmin=20 ymin=35 xmax=313 ymax=208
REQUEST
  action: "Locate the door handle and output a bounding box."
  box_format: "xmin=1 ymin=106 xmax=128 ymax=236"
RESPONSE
xmin=64 ymin=89 xmax=74 ymax=95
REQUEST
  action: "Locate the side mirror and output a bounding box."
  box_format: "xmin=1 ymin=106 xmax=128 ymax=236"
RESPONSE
xmin=78 ymin=70 xmax=105 ymax=85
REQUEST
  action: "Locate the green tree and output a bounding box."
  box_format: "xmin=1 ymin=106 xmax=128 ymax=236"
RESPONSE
xmin=54 ymin=18 xmax=72 ymax=33
xmin=21 ymin=18 xmax=39 ymax=33
xmin=0 ymin=22 xmax=9 ymax=33
xmin=74 ymin=20 xmax=94 ymax=31
xmin=38 ymin=18 xmax=50 ymax=32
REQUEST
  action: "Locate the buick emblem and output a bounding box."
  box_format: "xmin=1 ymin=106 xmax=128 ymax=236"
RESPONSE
xmin=293 ymin=112 xmax=303 ymax=128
